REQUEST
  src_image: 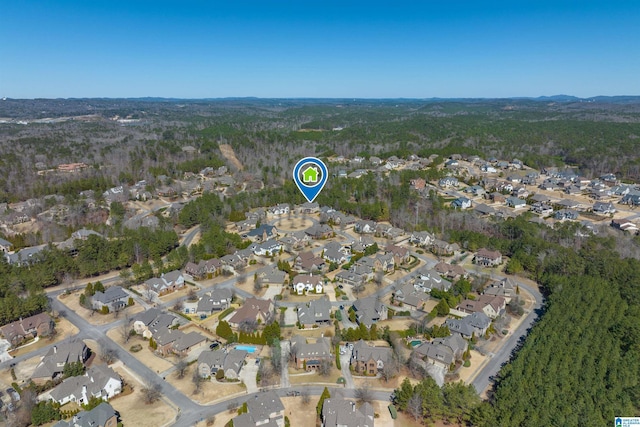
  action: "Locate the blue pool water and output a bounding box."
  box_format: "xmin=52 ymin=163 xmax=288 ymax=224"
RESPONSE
xmin=235 ymin=345 xmax=258 ymax=354
xmin=410 ymin=340 xmax=422 ymax=348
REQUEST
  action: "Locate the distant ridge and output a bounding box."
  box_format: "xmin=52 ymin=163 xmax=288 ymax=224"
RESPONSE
xmin=3 ymin=95 xmax=640 ymax=104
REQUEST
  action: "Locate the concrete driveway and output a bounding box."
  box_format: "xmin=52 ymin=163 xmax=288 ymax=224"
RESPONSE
xmin=283 ymin=307 xmax=298 ymax=327
xmin=239 ymin=360 xmax=259 ymax=393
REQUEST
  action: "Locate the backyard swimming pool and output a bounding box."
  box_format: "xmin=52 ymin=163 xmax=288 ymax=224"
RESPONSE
xmin=410 ymin=340 xmax=422 ymax=348
xmin=235 ymin=345 xmax=258 ymax=354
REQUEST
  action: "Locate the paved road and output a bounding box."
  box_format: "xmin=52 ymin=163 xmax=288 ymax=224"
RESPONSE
xmin=470 ymin=277 xmax=543 ymax=394
xmin=1 ymin=209 xmax=547 ymax=426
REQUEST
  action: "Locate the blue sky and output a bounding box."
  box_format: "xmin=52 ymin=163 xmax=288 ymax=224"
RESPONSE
xmin=1 ymin=1 xmax=639 ymax=98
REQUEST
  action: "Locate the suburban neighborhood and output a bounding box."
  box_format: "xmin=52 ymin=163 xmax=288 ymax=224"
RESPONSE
xmin=1 ymin=149 xmax=637 ymax=427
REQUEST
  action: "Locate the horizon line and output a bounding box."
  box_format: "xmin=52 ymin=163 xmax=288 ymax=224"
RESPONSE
xmin=3 ymin=94 xmax=640 ymax=102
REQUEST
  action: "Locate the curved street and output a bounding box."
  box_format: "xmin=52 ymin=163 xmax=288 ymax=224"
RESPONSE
xmin=0 ymin=213 xmax=546 ymax=426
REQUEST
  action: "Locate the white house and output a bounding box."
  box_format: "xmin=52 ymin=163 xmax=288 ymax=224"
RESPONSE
xmin=292 ymin=274 xmax=323 ymax=295
xmin=47 ymin=365 xmax=122 ymax=406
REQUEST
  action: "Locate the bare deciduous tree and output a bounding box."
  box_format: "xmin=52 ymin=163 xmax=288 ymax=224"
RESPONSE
xmin=301 ymin=389 xmax=311 ymax=405
xmin=173 ymin=298 xmax=184 ymax=312
xmin=192 ymin=368 xmax=203 ymax=395
xmin=381 ymin=355 xmax=399 ymax=382
xmin=120 ymin=313 xmax=133 ymax=344
xmin=355 ymin=385 xmax=374 ymax=404
xmin=141 ymin=381 xmax=162 ymax=404
xmin=318 ymin=358 xmax=332 ymax=377
xmin=99 ymin=341 xmax=118 ymax=364
xmin=175 ymin=357 xmax=189 ymax=379
xmin=407 ymin=393 xmax=423 ymax=421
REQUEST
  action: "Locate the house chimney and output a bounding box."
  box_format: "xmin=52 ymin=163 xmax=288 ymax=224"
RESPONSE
xmin=53 ymin=345 xmax=57 ymax=353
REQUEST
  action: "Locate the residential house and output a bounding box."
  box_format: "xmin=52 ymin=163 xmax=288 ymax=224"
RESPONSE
xmin=48 ymin=365 xmax=122 ymax=405
xmin=433 ymin=334 xmax=468 ymax=360
xmin=481 ymin=164 xmax=497 ymax=173
xmin=233 ymin=391 xmax=285 ymax=427
xmin=198 ymin=349 xmax=248 ymax=379
xmin=484 ymin=277 xmax=517 ymax=303
xmin=457 ymin=295 xmax=506 ymax=319
xmin=431 ymin=240 xmax=460 ymax=257
xmin=451 ymin=197 xmax=472 ymax=210
xmin=611 ymin=218 xmax=640 ymax=233
xmin=297 ymin=296 xmax=332 ymax=328
xmin=369 ymin=156 xmax=382 ymax=166
xmin=305 ymin=224 xmax=334 ymax=239
xmin=409 ymin=231 xmax=435 ymax=247
xmin=464 ymin=185 xmax=486 ymax=197
xmin=352 ymin=296 xmax=387 ymax=327
xmin=593 ymin=201 xmax=616 ymax=215
xmin=531 ymin=202 xmax=554 ymax=216
xmin=489 ymin=192 xmax=506 ymax=204
xmin=53 ymin=402 xmax=118 ymax=427
xmin=220 ymin=253 xmax=247 ymax=272
xmin=375 ymin=253 xmax=395 ymax=273
xmin=354 ymin=220 xmax=376 ymax=234
xmin=414 ymin=268 xmax=452 ymax=292
xmin=32 ymin=340 xmax=90 ymax=384
xmin=335 ymin=270 xmax=365 ymax=287
xmin=385 ymin=244 xmax=410 ymax=265
xmin=475 ymin=248 xmax=502 ymax=267
xmin=445 ymin=159 xmax=459 ymax=168
xmin=144 ymin=270 xmax=185 ymax=297
xmin=253 ymin=239 xmax=282 ymax=257
xmin=438 ymin=177 xmax=459 ymax=188
xmin=445 ymin=312 xmax=492 ymax=339
xmin=0 ymin=312 xmax=54 ymax=348
xmin=290 ymin=335 xmax=332 ymax=370
xmin=259 ymin=268 xmax=286 ymax=285
xmin=267 ymin=204 xmax=290 ymax=216
xmin=410 ymin=178 xmax=426 ymax=191
xmin=236 ymin=218 xmax=258 ymax=233
xmin=295 ymin=251 xmax=326 ymax=273
xmin=184 ymin=288 xmax=233 ymax=316
xmin=433 ymin=262 xmax=467 ymax=281
xmin=393 ymin=282 xmax=429 ymax=310
xmin=292 ymin=274 xmax=323 ymax=295
xmin=298 ymin=202 xmax=320 ymax=214
xmin=288 ymin=230 xmax=313 ymax=248
xmin=0 ymin=237 xmax=13 ymax=253
xmin=185 ymin=261 xmax=206 ymax=279
xmin=132 ymin=308 xmax=179 ymax=339
xmin=228 ymin=297 xmax=274 ymax=328
xmin=4 ymin=244 xmax=47 ymax=266
xmin=413 ymin=341 xmax=454 ymax=370
xmin=531 ymin=193 xmax=551 ymax=204
xmin=506 ymin=196 xmax=527 ymax=209
xmin=350 ymin=340 xmax=392 ymax=375
xmin=322 ymin=396 xmax=375 ymax=427
xmin=473 ymin=203 xmax=496 ymax=216
xmin=154 ymin=329 xmax=207 ymax=357
xmin=91 ymin=286 xmax=129 ymax=312
xmin=244 ymin=224 xmax=278 ymax=242
xmin=323 ymin=244 xmax=348 ymax=264
xmin=555 ymin=209 xmax=579 ymax=221
xmin=621 ymin=193 xmax=640 ymax=206
xmin=556 ymin=199 xmax=581 ymax=210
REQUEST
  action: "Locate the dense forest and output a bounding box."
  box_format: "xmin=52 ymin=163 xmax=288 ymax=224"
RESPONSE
xmin=384 ymin=215 xmax=640 ymax=426
xmin=0 ymin=227 xmax=179 ymax=324
xmin=3 ymin=98 xmax=640 ymax=202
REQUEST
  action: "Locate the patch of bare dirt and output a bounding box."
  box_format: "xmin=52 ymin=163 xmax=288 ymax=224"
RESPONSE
xmin=219 ymin=144 xmax=243 ymax=171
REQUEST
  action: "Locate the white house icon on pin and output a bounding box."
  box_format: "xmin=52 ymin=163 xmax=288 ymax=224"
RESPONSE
xmin=302 ymin=166 xmax=319 ymax=184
